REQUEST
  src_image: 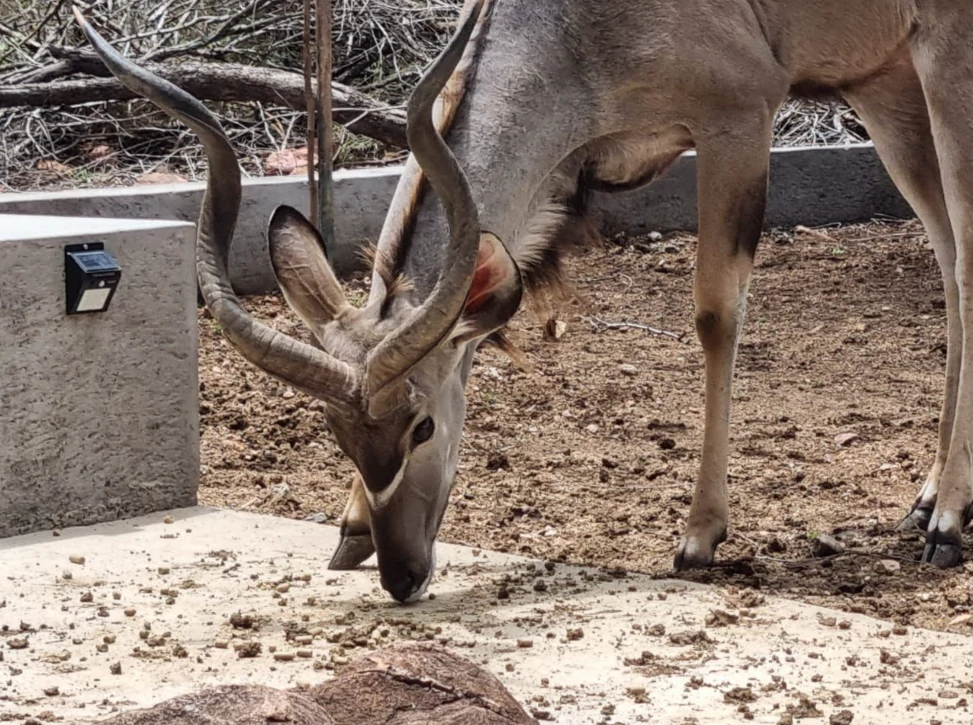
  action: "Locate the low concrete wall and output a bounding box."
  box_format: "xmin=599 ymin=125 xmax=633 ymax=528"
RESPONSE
xmin=0 ymin=144 xmax=913 ymax=296
xmin=0 ymin=214 xmax=199 ymax=538
xmin=0 ymin=169 xmax=398 ymax=295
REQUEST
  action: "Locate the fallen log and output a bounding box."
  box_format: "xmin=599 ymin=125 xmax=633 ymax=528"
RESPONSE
xmin=0 ymin=60 xmax=406 ymax=149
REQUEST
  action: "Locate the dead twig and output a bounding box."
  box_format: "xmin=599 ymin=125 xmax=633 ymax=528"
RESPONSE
xmin=579 ymin=315 xmax=689 ymax=344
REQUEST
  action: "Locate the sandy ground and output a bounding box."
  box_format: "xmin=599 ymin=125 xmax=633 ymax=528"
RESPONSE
xmin=2 ymin=508 xmax=972 ymax=725
xmin=197 ymin=220 xmax=973 ymax=637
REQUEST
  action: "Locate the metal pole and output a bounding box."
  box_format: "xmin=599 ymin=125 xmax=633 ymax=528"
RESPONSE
xmin=314 ymin=0 xmax=335 ymax=249
xmin=302 ymin=0 xmax=317 ymax=221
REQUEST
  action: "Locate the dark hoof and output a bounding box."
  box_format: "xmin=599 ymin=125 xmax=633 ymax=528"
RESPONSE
xmin=895 ymin=505 xmax=933 ymax=533
xmin=673 ymin=548 xmax=714 ymax=571
xmin=673 ymin=528 xmax=726 ymax=571
xmin=328 ymin=532 xmax=375 ymax=571
xmin=921 ymin=541 xmax=963 ymax=569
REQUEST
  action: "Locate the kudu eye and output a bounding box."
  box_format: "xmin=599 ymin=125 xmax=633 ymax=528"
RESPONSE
xmin=412 ymin=416 xmax=435 ymax=445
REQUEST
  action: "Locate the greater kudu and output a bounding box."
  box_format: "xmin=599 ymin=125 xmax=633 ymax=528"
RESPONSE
xmin=77 ymin=0 xmax=972 ymax=603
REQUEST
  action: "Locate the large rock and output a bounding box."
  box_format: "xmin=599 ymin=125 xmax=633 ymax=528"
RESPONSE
xmin=98 ymin=684 xmax=334 ymax=725
xmin=95 ymin=645 xmax=535 ymax=725
xmin=310 ymin=643 xmax=537 ymax=725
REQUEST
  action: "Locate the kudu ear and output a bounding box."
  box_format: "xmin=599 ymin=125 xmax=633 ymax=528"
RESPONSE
xmin=450 ymin=233 xmax=524 ymax=345
xmin=267 ymin=205 xmax=349 ymax=331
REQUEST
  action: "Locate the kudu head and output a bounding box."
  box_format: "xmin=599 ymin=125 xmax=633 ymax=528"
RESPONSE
xmin=75 ymin=0 xmax=521 ymax=603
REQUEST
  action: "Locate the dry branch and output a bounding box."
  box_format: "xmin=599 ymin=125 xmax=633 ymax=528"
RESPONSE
xmin=0 ymin=62 xmax=407 ymax=148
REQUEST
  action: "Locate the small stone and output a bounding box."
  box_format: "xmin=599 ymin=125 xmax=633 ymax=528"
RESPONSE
xmin=69 ymin=555 xmax=86 ymax=565
xmin=61 ymin=571 xmax=73 ymax=581
xmin=566 ymin=628 xmax=585 ymax=641
xmin=43 ymin=686 xmax=59 ymax=697
xmin=110 ymin=662 xmax=122 ymax=675
xmin=158 ymin=567 xmax=170 ymax=575
xmin=163 ymin=515 xmax=175 ymax=524
xmin=619 ymin=364 xmax=638 ymax=377
xmin=830 ymin=710 xmax=854 ymax=725
xmin=875 ymin=559 xmax=901 ymax=574
xmin=834 ymin=432 xmax=859 ymax=447
xmin=8 ymin=637 xmax=28 ymax=650
xmin=517 ymin=639 xmax=533 ymax=648
xmin=892 ymin=625 xmax=908 ymax=636
xmin=274 ymin=652 xmax=296 ymax=662
xmin=811 ymin=534 xmax=846 ymax=558
xmin=214 ymin=640 xmax=229 ymax=649
xmin=124 ymin=608 xmax=136 ymax=617
xmin=237 ymin=641 xmax=262 ymax=658
xmin=80 ymin=592 xmax=93 ymax=603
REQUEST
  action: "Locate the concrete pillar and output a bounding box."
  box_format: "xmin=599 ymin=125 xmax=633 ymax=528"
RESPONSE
xmin=0 ymin=214 xmax=199 ymax=538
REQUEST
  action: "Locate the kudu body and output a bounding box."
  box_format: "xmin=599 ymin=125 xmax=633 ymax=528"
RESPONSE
xmin=78 ymin=0 xmax=973 ymax=603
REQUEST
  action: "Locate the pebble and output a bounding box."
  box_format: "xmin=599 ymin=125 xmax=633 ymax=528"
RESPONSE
xmin=619 ymin=364 xmax=638 ymax=377
xmin=517 ymin=639 xmax=534 ymax=648
xmin=69 ymin=555 xmax=86 ymax=566
xmin=163 ymin=515 xmax=175 ymax=524
xmin=273 ymin=652 xmax=296 ymax=662
xmin=811 ymin=534 xmax=845 ymax=558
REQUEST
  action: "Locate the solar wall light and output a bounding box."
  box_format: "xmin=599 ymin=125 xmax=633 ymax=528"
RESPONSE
xmin=65 ymin=242 xmax=122 ymax=315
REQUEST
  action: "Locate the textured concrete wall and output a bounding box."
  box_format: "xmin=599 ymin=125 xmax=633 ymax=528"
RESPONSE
xmin=0 ymin=144 xmax=914 ymax=296
xmin=0 ymin=169 xmax=399 ymax=294
xmin=0 ymin=214 xmax=199 ymax=538
xmin=590 ymin=145 xmax=915 ymax=237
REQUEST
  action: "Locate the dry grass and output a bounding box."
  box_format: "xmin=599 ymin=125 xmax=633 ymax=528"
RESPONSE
xmin=0 ymin=0 xmax=867 ymax=192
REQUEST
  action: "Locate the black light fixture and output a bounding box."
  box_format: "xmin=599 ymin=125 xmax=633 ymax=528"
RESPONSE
xmin=65 ymin=242 xmax=122 ymax=315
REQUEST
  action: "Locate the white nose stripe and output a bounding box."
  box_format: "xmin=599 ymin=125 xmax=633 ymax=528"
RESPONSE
xmin=363 ymin=459 xmax=408 ymax=510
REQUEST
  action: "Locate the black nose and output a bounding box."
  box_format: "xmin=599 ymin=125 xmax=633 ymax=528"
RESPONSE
xmin=382 ymin=566 xmax=428 ymax=604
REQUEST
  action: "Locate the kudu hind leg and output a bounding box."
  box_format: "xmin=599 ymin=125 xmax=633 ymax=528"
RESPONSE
xmin=674 ymin=129 xmax=771 ymax=570
xmin=910 ymin=20 xmax=973 ymax=566
xmin=842 ymin=55 xmax=959 ymax=535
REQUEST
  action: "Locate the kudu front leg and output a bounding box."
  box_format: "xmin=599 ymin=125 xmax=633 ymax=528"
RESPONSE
xmin=674 ymin=132 xmax=770 ymax=570
xmin=328 ymin=472 xmax=376 ymax=570
xmin=910 ymin=14 xmax=973 ymax=567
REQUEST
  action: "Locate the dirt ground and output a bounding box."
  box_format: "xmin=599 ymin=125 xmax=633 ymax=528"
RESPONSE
xmin=198 ymin=219 xmax=973 ymax=636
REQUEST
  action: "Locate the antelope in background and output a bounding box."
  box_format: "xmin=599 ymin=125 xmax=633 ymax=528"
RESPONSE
xmin=77 ymin=0 xmax=972 ymax=603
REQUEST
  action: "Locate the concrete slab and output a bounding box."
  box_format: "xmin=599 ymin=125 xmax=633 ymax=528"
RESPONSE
xmin=1 ymin=508 xmax=970 ymax=724
xmin=0 ymin=214 xmax=199 ymax=539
